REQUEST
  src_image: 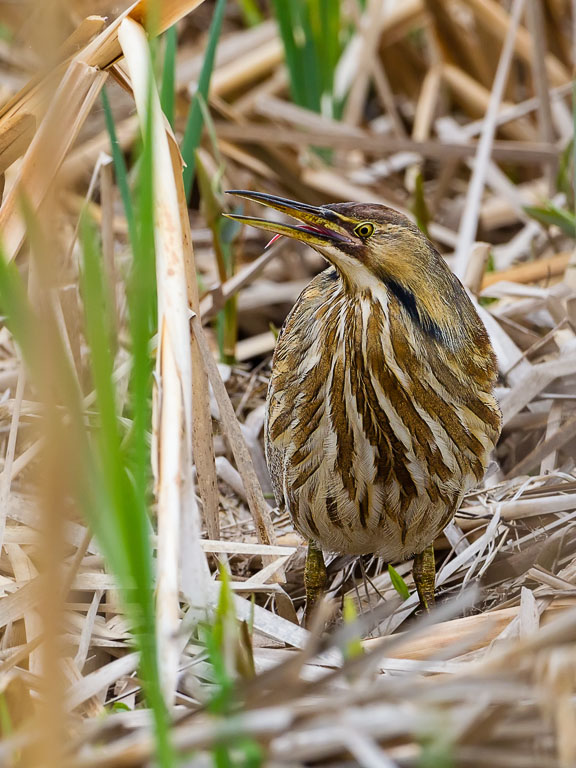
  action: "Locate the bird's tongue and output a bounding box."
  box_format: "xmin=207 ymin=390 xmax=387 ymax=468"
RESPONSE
xmin=265 ymin=233 xmax=283 ymax=249
xmin=265 ymin=224 xmax=327 ymax=249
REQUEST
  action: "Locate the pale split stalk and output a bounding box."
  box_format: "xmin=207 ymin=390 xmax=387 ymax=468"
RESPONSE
xmin=453 ymin=0 xmax=527 ymax=277
xmin=118 ymin=17 xmax=210 ymax=706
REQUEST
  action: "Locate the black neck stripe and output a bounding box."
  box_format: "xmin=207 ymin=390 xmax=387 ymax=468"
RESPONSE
xmin=386 ymin=279 xmax=445 ymax=344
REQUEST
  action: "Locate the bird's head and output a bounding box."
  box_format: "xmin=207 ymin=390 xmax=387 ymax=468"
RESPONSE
xmin=224 ymin=190 xmax=489 ymax=352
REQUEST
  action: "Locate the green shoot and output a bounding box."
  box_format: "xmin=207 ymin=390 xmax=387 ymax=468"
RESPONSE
xmin=271 ymin=0 xmax=346 ymax=118
xmin=93 ymin=19 xmax=175 ymax=767
xmin=418 ymin=727 xmax=455 ymax=768
xmin=182 ymin=0 xmax=227 ymax=197
xmin=238 ymin=0 xmax=263 ymax=26
xmin=196 ymin=147 xmax=238 ymax=363
xmin=342 ymin=595 xmax=364 ymax=660
xmin=556 ymin=138 xmax=574 ymax=206
xmin=269 ymin=321 xmax=280 ymax=341
xmin=388 ymin=564 xmax=410 ymax=600
xmin=201 ymin=565 xmax=262 ymax=767
xmin=523 ymin=202 xmax=576 ymax=238
xmin=101 ymin=87 xmax=136 ymax=248
xmin=0 ymin=200 xmax=171 ymax=762
xmin=79 ymin=213 xmax=172 ymax=766
xmin=161 ymin=25 xmax=177 ymax=128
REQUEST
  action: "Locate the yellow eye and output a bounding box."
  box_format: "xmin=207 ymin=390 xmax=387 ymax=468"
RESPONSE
xmin=354 ymin=222 xmax=374 ymax=239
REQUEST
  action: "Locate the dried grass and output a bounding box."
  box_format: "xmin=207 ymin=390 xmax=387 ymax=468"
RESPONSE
xmin=0 ymin=0 xmax=575 ymax=766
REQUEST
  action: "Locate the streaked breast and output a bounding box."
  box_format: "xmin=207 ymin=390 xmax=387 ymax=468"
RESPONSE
xmin=265 ymin=268 xmax=501 ymax=556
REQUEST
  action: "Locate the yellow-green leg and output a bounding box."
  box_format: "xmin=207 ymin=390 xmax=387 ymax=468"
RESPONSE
xmin=304 ymin=540 xmax=327 ymax=626
xmin=413 ymin=543 xmax=436 ymax=612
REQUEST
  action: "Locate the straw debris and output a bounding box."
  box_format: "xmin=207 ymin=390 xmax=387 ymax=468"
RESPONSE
xmin=0 ymin=0 xmax=575 ymax=765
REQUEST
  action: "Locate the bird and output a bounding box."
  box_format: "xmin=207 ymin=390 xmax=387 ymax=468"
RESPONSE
xmin=224 ymin=191 xmax=502 ymax=621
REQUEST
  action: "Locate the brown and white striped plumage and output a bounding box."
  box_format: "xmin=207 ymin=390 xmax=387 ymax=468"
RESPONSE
xmin=265 ymin=203 xmax=501 ymax=562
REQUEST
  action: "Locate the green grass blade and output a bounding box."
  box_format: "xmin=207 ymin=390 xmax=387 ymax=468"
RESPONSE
xmin=101 ymin=32 xmax=173 ymax=764
xmin=238 ymin=0 xmax=263 ymax=26
xmin=523 ymin=203 xmax=576 ymax=237
xmin=195 ymin=147 xmax=237 ymax=362
xmin=123 ymin=55 xmax=158 ymax=506
xmin=0 ymin=249 xmax=36 ymax=364
xmin=0 ymin=208 xmax=147 ymax=611
xmin=556 ymin=138 xmax=574 ymax=203
xmin=4 ymin=37 xmax=171 ymax=768
xmin=182 ymin=0 xmax=227 ymax=197
xmin=342 ymin=596 xmax=364 ymax=660
xmin=272 ymin=0 xmax=346 ymax=117
xmin=125 ymin=40 xmax=174 ymax=765
xmin=160 ymin=25 xmax=177 ymax=128
xmin=79 ymin=211 xmax=173 ymax=766
xmin=9 ymin=204 xmax=130 ymax=574
xmin=271 ymin=0 xmax=306 ymax=108
xmin=79 ymin=212 xmax=152 ymax=607
xmin=78 ymin=213 xmax=135 ymax=588
xmin=101 ymin=87 xmax=136 ymax=248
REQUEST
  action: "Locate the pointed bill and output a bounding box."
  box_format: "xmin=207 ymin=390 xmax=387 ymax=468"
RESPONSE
xmin=223 ymin=189 xmax=352 ymax=248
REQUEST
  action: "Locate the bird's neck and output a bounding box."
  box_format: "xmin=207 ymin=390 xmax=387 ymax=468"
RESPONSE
xmin=332 ymin=266 xmax=469 ymax=351
xmin=384 ymin=278 xmax=448 ymax=346
xmin=327 ymin=266 xmax=496 ymax=390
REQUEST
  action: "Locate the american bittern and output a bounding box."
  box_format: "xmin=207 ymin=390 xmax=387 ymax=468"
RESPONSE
xmin=225 ymin=191 xmax=502 ymax=619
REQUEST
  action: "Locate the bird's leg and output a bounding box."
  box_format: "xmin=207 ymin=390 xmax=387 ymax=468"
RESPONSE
xmin=304 ymin=540 xmax=327 ymax=626
xmin=413 ymin=543 xmax=436 ymax=612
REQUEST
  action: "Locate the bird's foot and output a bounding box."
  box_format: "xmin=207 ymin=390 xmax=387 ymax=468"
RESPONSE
xmin=304 ymin=540 xmax=327 ymax=627
xmin=413 ymin=543 xmax=436 ymax=612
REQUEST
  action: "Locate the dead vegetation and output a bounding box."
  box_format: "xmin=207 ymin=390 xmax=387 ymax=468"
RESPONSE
xmin=1 ymin=0 xmax=576 ymax=766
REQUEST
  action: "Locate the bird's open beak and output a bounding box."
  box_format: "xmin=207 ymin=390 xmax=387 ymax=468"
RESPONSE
xmin=223 ymin=190 xmax=351 ymax=249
